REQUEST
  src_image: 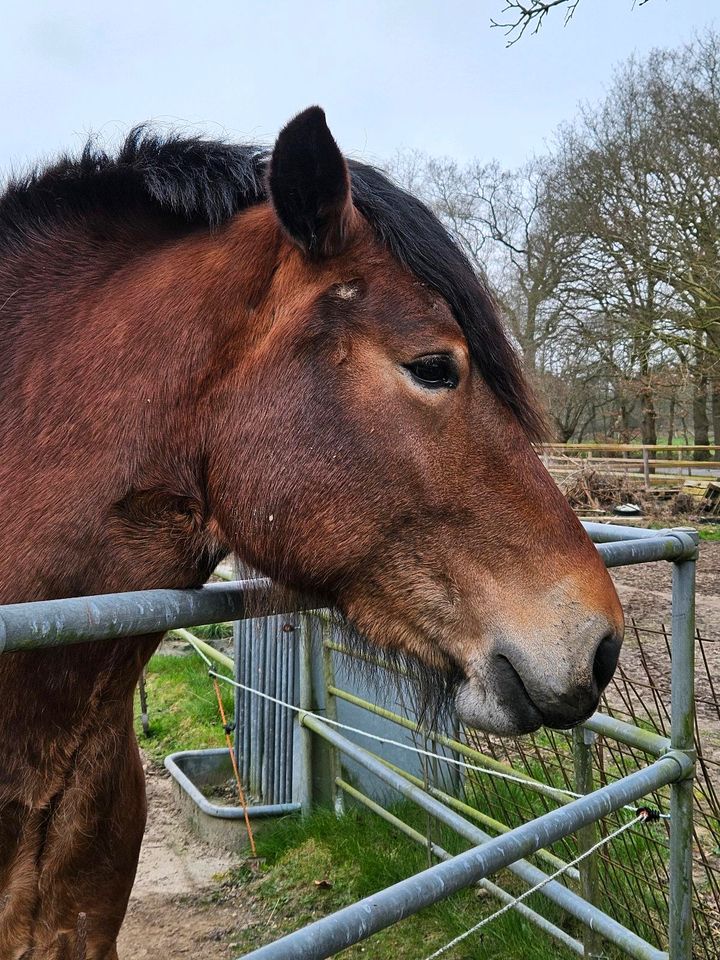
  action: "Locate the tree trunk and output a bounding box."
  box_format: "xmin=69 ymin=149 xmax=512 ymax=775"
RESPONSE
xmin=692 ymin=371 xmax=710 ymax=458
xmin=615 ymin=401 xmax=632 ymax=444
xmin=706 ymin=323 xmax=720 ymax=459
xmin=711 ymin=377 xmax=720 ymax=461
xmin=692 ymin=332 xmax=710 ymax=458
xmin=667 ymin=395 xmax=675 ymax=447
xmin=637 ymin=345 xmax=657 ymax=446
xmin=640 ymin=386 xmax=657 ymax=446
xmin=554 ymin=416 xmax=574 ymax=443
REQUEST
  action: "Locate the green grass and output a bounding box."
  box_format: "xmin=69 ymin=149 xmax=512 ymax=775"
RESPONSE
xmin=223 ymin=803 xmax=585 ymax=960
xmin=698 ymin=524 xmax=720 ymax=541
xmin=134 ymin=651 xmax=233 ymax=763
xmin=189 ymin=621 xmax=234 ymax=640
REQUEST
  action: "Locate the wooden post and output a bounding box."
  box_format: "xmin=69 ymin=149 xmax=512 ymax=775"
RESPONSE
xmin=642 ymin=447 xmax=650 ymax=491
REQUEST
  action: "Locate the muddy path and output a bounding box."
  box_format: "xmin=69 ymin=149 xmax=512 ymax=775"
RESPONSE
xmin=117 ymin=763 xmax=257 ymax=960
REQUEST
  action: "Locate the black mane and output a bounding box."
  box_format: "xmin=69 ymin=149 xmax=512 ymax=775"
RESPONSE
xmin=0 ymin=126 xmax=543 ymax=438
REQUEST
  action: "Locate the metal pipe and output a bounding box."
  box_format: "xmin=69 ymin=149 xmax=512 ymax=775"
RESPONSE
xmin=582 ymin=521 xmax=672 ymax=542
xmin=596 ymin=533 xmax=696 ymax=568
xmin=336 ymin=778 xmax=584 ymax=957
xmin=573 ymin=726 xmax=601 ymax=959
xmin=241 ymin=618 xmax=252 ymax=789
xmin=282 ymin=618 xmax=292 ymax=803
xmin=249 ymin=715 xmax=684 ymax=960
xmin=171 ymin=628 xmax=234 ymax=671
xmin=669 ymin=537 xmax=698 ymax=960
xmin=321 ymin=619 xmax=344 ymax=815
xmin=285 ymin=624 xmax=296 ymax=801
xmin=276 ymin=620 xmax=288 ymax=805
xmin=164 ymin=750 xmax=300 ymax=820
xmin=293 ymin=616 xmax=313 ymax=816
xmin=262 ymin=620 xmax=275 ymax=803
xmin=0 ymin=580 xmax=305 ymax=653
xmin=581 ymin=712 xmax=670 ymax=756
xmin=250 ymin=618 xmax=264 ymax=798
xmin=232 ymin=560 xmax=243 ymax=779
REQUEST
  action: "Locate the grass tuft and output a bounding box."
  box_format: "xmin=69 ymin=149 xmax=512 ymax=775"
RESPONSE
xmin=134 ymin=652 xmax=233 ymax=764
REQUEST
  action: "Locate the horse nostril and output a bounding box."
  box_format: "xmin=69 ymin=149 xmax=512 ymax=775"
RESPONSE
xmin=593 ymin=631 xmax=621 ymax=692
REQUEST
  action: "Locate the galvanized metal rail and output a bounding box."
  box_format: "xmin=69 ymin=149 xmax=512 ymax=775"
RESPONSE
xmin=241 ymin=731 xmax=687 ymax=960
xmin=0 ymin=578 xmax=300 ymax=653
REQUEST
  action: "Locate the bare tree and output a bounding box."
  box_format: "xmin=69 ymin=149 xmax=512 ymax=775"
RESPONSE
xmin=550 ymin=36 xmax=720 ymax=449
xmin=389 ymin=32 xmax=720 ymax=448
xmin=492 ymin=0 xmax=652 ymax=46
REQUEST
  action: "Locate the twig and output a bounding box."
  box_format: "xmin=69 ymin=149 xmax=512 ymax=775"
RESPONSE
xmin=491 ymin=0 xmax=581 ymax=45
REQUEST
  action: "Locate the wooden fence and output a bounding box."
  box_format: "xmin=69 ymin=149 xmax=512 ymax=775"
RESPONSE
xmin=539 ymin=443 xmax=720 ymax=492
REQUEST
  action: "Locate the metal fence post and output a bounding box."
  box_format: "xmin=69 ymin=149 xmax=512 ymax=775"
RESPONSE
xmin=320 ymin=615 xmax=345 ymax=816
xmin=669 ymin=530 xmax=698 ymax=960
xmin=573 ymin=726 xmax=601 ymax=959
xmin=292 ymin=615 xmax=314 ymax=816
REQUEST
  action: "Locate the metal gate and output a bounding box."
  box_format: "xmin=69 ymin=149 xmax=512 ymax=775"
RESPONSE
xmin=0 ymin=522 xmax=699 ymax=960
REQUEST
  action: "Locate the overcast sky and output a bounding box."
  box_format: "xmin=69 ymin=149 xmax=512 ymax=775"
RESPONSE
xmin=0 ymin=1 xmax=716 ymax=178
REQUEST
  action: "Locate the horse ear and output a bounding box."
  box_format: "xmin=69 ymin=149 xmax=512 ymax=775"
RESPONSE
xmin=268 ymin=106 xmax=355 ymax=259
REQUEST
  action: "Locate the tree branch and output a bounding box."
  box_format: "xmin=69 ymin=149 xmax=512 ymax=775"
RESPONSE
xmin=492 ymin=0 xmax=652 ymax=46
xmin=491 ymin=0 xmax=581 ymax=45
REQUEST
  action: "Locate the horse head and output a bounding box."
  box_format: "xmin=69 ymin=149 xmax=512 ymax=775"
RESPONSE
xmin=206 ymin=107 xmax=623 ymax=735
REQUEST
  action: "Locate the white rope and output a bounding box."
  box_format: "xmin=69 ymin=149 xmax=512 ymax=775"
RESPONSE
xmin=201 ymin=662 xmax=668 ymax=820
xmin=421 ymin=814 xmax=645 ymax=959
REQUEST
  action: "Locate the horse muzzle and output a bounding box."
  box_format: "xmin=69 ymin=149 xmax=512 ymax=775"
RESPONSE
xmin=454 ymin=620 xmax=623 ymax=735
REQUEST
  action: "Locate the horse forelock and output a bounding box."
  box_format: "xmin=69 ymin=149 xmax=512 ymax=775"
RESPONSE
xmin=0 ymin=126 xmax=543 ymax=438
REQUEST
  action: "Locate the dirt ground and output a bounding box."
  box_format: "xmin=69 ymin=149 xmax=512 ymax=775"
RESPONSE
xmin=610 ymin=539 xmax=720 ymax=629
xmin=117 ymin=764 xmax=256 ymax=960
xmin=118 ymin=542 xmax=720 ymax=958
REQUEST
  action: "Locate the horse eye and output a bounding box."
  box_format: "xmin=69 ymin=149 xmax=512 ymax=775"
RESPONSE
xmin=403 ymin=354 xmax=459 ymax=390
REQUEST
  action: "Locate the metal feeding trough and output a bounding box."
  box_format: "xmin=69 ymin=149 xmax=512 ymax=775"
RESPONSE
xmin=165 ymin=748 xmax=300 ymax=853
xmin=613 ymin=502 xmax=642 ymax=516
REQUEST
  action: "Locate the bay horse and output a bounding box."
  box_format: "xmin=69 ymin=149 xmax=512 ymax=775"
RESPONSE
xmin=0 ymin=107 xmax=623 ymax=958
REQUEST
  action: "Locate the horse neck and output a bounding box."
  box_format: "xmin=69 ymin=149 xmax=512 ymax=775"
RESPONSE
xmin=0 ymin=208 xmax=282 ymax=603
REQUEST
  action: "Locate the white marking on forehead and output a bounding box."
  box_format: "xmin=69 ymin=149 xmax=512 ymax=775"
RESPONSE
xmin=335 ymin=283 xmax=358 ymax=300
